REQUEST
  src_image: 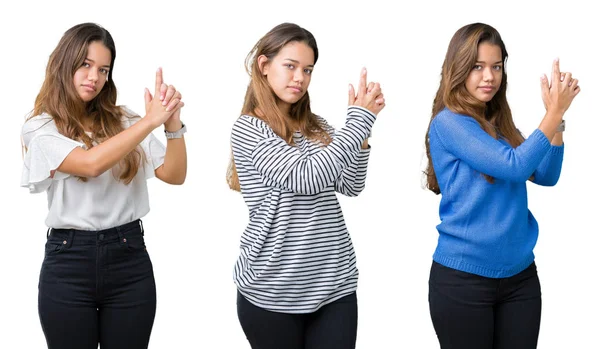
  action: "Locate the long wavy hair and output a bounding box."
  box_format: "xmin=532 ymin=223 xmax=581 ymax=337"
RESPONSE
xmin=29 ymin=22 xmax=142 ymax=184
xmin=226 ymin=23 xmax=331 ymax=191
xmin=424 ymin=23 xmax=524 ymax=194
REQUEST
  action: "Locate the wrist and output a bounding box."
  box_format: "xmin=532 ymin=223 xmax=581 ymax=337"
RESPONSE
xmin=164 ymin=122 xmax=187 ymax=139
xmin=139 ymin=116 xmax=160 ymax=131
xmin=556 ymin=119 xmax=565 ymax=133
xmin=545 ymin=108 xmax=564 ymax=122
xmin=164 ymin=121 xmax=183 ymax=133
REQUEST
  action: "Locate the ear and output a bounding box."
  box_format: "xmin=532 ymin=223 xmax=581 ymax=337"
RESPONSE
xmin=257 ymin=55 xmax=269 ymax=76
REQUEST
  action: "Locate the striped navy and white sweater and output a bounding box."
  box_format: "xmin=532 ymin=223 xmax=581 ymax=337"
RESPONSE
xmin=231 ymin=106 xmax=376 ymax=313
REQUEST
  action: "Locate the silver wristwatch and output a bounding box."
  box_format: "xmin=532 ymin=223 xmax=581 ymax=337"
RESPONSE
xmin=556 ymin=120 xmax=565 ymax=133
xmin=164 ymin=123 xmax=187 ymax=139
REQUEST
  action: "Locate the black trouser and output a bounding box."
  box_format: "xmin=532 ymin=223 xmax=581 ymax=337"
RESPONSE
xmin=429 ymin=261 xmax=542 ymax=349
xmin=38 ymin=220 xmax=156 ymax=349
xmin=237 ymin=291 xmax=358 ymax=349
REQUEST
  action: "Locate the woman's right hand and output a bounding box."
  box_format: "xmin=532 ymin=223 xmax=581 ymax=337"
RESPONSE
xmin=540 ymin=58 xmax=580 ymax=116
xmin=144 ymin=68 xmax=184 ymax=128
xmin=348 ymin=68 xmax=385 ymax=115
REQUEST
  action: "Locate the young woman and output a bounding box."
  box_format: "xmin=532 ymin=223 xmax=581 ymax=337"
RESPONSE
xmin=20 ymin=23 xmax=187 ymax=349
xmin=424 ymin=23 xmax=579 ymax=349
xmin=227 ymin=23 xmax=385 ymax=349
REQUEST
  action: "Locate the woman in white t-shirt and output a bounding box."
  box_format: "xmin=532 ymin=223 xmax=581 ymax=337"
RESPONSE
xmin=20 ymin=23 xmax=187 ymax=349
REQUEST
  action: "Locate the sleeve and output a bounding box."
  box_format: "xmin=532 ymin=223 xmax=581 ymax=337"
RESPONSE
xmin=139 ymin=132 xmax=166 ymax=179
xmin=231 ymin=106 xmax=376 ymax=195
xmin=332 ymin=120 xmax=371 ymax=197
xmin=530 ymin=144 xmax=564 ymax=186
xmin=430 ymin=111 xmax=551 ymax=182
xmin=20 ymin=117 xmax=85 ymax=193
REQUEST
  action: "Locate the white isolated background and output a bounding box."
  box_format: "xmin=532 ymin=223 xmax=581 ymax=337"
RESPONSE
xmin=1 ymin=0 xmax=598 ymax=347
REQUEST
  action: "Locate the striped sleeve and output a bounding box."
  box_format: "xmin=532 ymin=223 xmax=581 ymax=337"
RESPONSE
xmin=334 ymin=144 xmax=370 ymax=197
xmin=231 ymin=106 xmax=376 ymax=195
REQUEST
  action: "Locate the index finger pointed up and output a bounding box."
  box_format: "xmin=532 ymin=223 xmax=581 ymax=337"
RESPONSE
xmin=155 ymin=67 xmax=164 ymax=95
xmin=551 ymin=58 xmax=560 ymax=87
xmin=358 ymin=68 xmax=367 ymax=96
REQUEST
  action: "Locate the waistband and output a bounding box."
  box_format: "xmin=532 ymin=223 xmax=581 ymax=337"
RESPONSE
xmin=47 ymin=219 xmax=144 ymax=245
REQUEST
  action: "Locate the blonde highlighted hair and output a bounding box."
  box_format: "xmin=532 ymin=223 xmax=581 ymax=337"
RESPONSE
xmin=29 ymin=22 xmax=142 ymax=184
xmin=227 ymin=23 xmax=331 ymax=191
xmin=424 ymin=22 xmax=524 ymax=194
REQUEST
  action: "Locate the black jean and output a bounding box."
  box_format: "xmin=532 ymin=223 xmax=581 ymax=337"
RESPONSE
xmin=237 ymin=291 xmax=358 ymax=349
xmin=429 ymin=261 xmax=542 ymax=349
xmin=38 ymin=219 xmax=156 ymax=349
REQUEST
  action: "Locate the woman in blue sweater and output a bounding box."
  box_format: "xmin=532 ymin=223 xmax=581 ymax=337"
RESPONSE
xmin=424 ymin=23 xmax=580 ymax=349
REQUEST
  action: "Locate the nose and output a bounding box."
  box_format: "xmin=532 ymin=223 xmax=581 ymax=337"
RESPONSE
xmin=483 ymin=67 xmax=494 ymax=82
xmin=293 ymin=68 xmax=304 ymax=83
xmin=87 ymin=68 xmax=99 ymax=82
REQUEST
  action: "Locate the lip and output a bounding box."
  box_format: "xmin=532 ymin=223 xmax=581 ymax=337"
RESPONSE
xmin=287 ymin=86 xmax=303 ymax=93
xmin=82 ymin=84 xmax=97 ymax=92
xmin=478 ymin=86 xmax=495 ymax=92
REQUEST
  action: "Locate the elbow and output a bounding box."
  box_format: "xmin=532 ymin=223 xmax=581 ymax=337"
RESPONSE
xmin=171 ymin=177 xmax=186 ymax=185
xmin=166 ymin=171 xmax=187 ymax=185
xmin=337 ymin=183 xmax=365 ymax=197
xmin=535 ymin=176 xmax=560 ymax=187
xmin=342 ymin=192 xmax=360 ymax=197
xmin=165 ymin=174 xmax=186 ymax=185
xmin=80 ymin=153 xmax=106 ymax=178
xmin=345 ymin=187 xmax=364 ymax=197
xmin=84 ymin=162 xmax=104 ymax=178
xmin=530 ymin=169 xmax=561 ymax=186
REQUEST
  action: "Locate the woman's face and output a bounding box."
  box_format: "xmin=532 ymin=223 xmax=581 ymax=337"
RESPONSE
xmin=72 ymin=41 xmax=111 ymax=102
xmin=465 ymin=42 xmax=503 ymax=103
xmin=260 ymin=41 xmax=315 ymax=111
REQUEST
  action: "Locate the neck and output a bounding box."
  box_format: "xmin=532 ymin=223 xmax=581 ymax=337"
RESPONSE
xmin=80 ymin=114 xmax=95 ymax=132
xmin=276 ymin=99 xmax=291 ymax=117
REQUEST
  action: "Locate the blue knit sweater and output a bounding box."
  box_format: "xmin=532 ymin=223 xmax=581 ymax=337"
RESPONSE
xmin=429 ymin=108 xmax=564 ymax=278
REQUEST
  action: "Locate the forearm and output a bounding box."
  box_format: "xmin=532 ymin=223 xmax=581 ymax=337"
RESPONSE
xmin=537 ymin=109 xmax=563 ymax=141
xmin=58 ymin=118 xmax=156 ymax=177
xmin=335 ymin=147 xmax=370 ymax=196
xmin=550 ymin=131 xmax=563 ymax=146
xmin=531 ymin=144 xmax=564 ymax=186
xmin=160 ymin=137 xmax=187 ymax=184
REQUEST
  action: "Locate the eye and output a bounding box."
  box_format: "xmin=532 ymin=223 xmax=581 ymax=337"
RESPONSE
xmin=304 ymin=68 xmax=313 ymax=75
xmin=99 ymin=68 xmax=109 ymax=75
xmin=82 ymin=62 xmax=91 ymax=68
xmin=285 ymin=64 xmax=295 ymax=70
xmin=473 ymin=65 xmax=482 ymax=71
xmin=493 ymin=65 xmax=502 ymax=71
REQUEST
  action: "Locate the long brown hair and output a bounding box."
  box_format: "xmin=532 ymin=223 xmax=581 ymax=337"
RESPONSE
xmin=30 ymin=22 xmax=141 ymax=184
xmin=226 ymin=23 xmax=331 ymax=191
xmin=424 ymin=23 xmax=524 ymax=194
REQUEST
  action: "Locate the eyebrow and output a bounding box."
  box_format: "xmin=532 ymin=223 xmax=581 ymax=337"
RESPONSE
xmin=476 ymin=60 xmax=503 ymax=65
xmin=284 ymin=58 xmax=314 ymax=68
xmin=84 ymin=57 xmax=111 ymax=69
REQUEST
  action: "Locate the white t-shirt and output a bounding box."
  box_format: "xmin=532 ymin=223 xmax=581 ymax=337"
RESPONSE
xmin=21 ymin=108 xmax=166 ymax=230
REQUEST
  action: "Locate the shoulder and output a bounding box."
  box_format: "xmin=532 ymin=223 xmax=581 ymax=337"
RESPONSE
xmin=22 ymin=113 xmax=58 ymax=140
xmin=431 ymin=108 xmax=478 ymax=131
xmin=433 ymin=108 xmax=468 ymax=123
xmin=233 ymin=114 xmax=276 ymax=136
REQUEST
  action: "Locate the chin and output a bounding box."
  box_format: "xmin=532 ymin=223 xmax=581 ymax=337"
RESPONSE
xmin=477 ymin=94 xmax=495 ymax=103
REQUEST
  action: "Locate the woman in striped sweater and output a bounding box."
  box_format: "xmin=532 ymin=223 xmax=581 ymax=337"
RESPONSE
xmin=227 ymin=23 xmax=385 ymax=349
